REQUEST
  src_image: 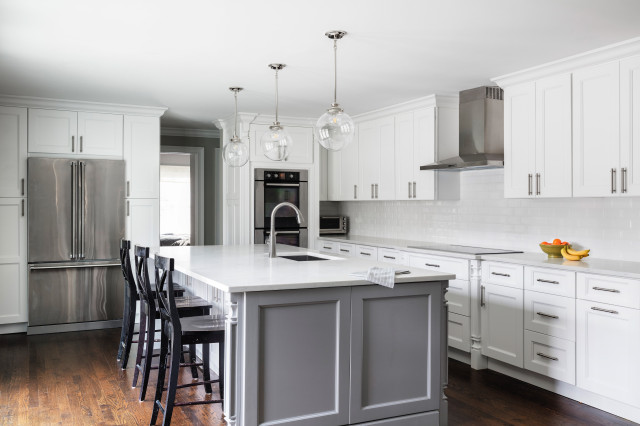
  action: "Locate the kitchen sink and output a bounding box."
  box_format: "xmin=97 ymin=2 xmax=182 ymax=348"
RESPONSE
xmin=279 ymin=255 xmax=330 ymax=262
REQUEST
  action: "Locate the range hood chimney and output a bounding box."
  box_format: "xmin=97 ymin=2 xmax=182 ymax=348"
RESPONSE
xmin=421 ymin=86 xmax=504 ymax=171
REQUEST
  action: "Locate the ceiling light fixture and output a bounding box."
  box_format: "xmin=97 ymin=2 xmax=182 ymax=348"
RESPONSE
xmin=261 ymin=63 xmax=292 ymax=161
xmin=314 ymin=30 xmax=355 ymax=151
xmin=222 ymin=87 xmax=249 ymax=167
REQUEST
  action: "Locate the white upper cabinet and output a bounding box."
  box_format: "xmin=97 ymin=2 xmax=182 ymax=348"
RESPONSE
xmin=28 ymin=108 xmax=123 ymax=157
xmin=0 ymin=106 xmax=27 ymax=198
xmin=358 ymin=116 xmax=395 ymax=200
xmin=504 ymin=75 xmax=571 ymax=198
xmin=251 ymin=124 xmax=314 ymax=164
xmin=123 ymin=115 xmax=160 ymax=199
xmin=572 ymin=61 xmax=620 ymax=197
xmin=0 ymin=198 xmax=27 ymax=324
xmin=413 ymin=108 xmax=437 ymax=200
xmin=620 ymin=54 xmax=640 ymax=196
xmin=394 ymin=111 xmax=415 ymax=200
xmin=339 ymin=127 xmax=360 ymax=200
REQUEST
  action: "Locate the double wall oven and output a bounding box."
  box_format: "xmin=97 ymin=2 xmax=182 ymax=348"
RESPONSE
xmin=254 ymin=169 xmax=308 ymax=248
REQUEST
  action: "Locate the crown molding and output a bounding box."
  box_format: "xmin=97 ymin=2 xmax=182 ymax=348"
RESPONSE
xmin=161 ymin=127 xmax=219 ymax=138
xmin=492 ymin=36 xmax=640 ymax=87
xmin=0 ymin=94 xmax=167 ymax=116
xmin=353 ymin=94 xmax=459 ymax=123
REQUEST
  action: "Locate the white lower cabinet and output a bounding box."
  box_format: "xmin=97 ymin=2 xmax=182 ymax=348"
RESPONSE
xmin=524 ymin=330 xmax=575 ymax=384
xmin=576 ymin=298 xmax=640 ymax=407
xmin=480 ymin=282 xmax=524 ymax=367
xmin=317 ymin=240 xmax=337 ymax=254
xmin=125 ymin=198 xmax=159 ymax=247
xmin=446 ymin=279 xmax=471 ymax=317
xmin=355 ymin=245 xmax=378 ymax=260
xmin=524 ymin=290 xmax=576 ymax=341
xmin=0 ymin=198 xmax=27 ymax=325
xmin=448 ymin=312 xmax=471 ymax=352
xmin=337 ymin=243 xmax=355 ymax=257
xmin=377 ymin=248 xmax=402 ymax=264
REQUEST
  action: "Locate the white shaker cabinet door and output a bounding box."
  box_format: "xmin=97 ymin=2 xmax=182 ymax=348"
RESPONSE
xmin=28 ymin=109 xmax=77 ymax=154
xmin=413 ymin=107 xmax=436 ymax=200
xmin=504 ymin=82 xmax=535 ymax=198
xmin=77 ymin=112 xmax=123 ymax=157
xmin=123 ymin=115 xmax=160 ymax=199
xmin=620 ymin=54 xmax=640 ymax=196
xmin=0 ymin=198 xmax=27 ymax=324
xmin=394 ymin=111 xmax=414 ymax=200
xmin=339 ymin=127 xmax=359 ymax=200
xmin=572 ymin=61 xmax=620 ymax=197
xmin=576 ymin=299 xmax=640 ymax=407
xmin=535 ymin=74 xmax=572 ymax=198
xmin=125 ymin=198 xmax=159 ymax=248
xmin=480 ymin=283 xmax=524 ymax=368
xmin=0 ymin=106 xmax=27 ymax=198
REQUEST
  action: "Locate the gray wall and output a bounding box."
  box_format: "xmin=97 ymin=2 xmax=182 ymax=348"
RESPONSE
xmin=161 ymin=135 xmax=221 ymax=245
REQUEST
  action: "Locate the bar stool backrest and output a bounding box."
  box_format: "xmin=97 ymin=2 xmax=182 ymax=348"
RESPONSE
xmin=154 ymin=254 xmax=182 ymax=335
xmin=133 ymin=245 xmax=155 ymax=312
xmin=119 ymin=239 xmax=136 ymax=296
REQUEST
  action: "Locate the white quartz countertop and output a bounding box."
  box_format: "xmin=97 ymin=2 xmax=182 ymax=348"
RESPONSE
xmin=152 ymin=244 xmax=455 ymax=293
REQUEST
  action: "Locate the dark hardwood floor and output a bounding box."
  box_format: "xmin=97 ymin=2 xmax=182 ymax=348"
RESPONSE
xmin=0 ymin=328 xmax=636 ymax=425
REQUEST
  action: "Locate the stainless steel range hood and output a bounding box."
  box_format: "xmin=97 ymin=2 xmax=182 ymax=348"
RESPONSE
xmin=421 ymin=86 xmax=504 ymax=171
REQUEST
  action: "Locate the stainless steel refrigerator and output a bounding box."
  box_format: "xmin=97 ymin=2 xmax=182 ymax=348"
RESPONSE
xmin=27 ymin=157 xmax=125 ymax=334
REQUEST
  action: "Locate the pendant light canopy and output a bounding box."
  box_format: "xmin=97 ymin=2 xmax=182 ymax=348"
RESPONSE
xmin=314 ymin=30 xmax=355 ymax=151
xmin=222 ymin=87 xmax=249 ymax=167
xmin=261 ymin=64 xmax=293 ymax=161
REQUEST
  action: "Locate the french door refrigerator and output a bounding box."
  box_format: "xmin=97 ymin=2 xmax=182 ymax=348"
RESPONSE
xmin=27 ymin=157 xmax=125 ymax=334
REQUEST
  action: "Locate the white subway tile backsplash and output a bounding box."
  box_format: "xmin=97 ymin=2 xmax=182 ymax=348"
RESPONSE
xmin=339 ymin=169 xmax=640 ymax=262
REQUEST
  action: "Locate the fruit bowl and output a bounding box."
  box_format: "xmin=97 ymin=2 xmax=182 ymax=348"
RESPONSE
xmin=539 ymin=243 xmax=568 ymax=258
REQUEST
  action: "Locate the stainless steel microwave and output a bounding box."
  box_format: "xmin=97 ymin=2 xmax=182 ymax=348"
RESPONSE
xmin=319 ymin=216 xmax=348 ymax=235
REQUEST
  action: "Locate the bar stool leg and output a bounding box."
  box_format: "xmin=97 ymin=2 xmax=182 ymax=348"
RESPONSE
xmin=150 ymin=322 xmax=170 ymax=425
xmin=120 ymin=299 xmax=137 ymax=369
xmin=218 ymin=340 xmax=224 ymax=399
xmin=139 ymin=308 xmax=156 ymax=401
xmin=189 ymin=344 xmax=198 ymax=379
xmin=132 ymin=309 xmax=147 ymax=387
xmin=162 ymin=332 xmax=182 ymax=426
xmin=117 ymin=288 xmax=131 ymax=361
xmin=202 ymin=343 xmax=212 ymax=394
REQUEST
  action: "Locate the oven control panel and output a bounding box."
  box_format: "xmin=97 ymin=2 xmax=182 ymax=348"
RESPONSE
xmin=264 ymin=171 xmax=300 ymax=182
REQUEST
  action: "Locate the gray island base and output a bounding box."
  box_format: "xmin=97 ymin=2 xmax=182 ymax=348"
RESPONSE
xmin=154 ymin=245 xmax=454 ymax=426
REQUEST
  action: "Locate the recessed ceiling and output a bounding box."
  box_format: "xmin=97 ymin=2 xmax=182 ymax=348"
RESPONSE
xmin=1 ymin=0 xmax=639 ymax=129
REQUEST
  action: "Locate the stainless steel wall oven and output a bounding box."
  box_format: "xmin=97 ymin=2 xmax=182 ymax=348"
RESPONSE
xmin=254 ymin=169 xmax=308 ymax=248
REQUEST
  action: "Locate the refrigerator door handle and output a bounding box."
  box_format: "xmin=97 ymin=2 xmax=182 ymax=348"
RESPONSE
xmin=80 ymin=161 xmax=86 ymax=259
xmin=70 ymin=161 xmax=76 ymax=259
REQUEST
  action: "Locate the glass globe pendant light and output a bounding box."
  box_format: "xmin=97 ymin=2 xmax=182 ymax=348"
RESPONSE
xmin=261 ymin=64 xmax=293 ymax=161
xmin=222 ymin=87 xmax=249 ymax=167
xmin=314 ymin=30 xmax=355 ymax=151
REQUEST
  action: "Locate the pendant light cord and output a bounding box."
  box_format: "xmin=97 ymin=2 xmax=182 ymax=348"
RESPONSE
xmin=275 ymin=68 xmax=279 ymax=124
xmin=333 ymin=39 xmax=338 ymax=105
xmin=233 ymin=89 xmax=238 ymax=139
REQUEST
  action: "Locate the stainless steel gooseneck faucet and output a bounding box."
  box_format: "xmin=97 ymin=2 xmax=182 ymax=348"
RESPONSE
xmin=268 ymin=202 xmax=304 ymax=258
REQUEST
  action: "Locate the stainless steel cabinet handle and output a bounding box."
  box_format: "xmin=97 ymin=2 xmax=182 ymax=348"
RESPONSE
xmin=408 ymin=182 xmax=412 ymax=198
xmin=528 ymin=174 xmax=532 ymax=196
xmin=375 ymin=183 xmax=378 ymax=199
xmin=72 ymin=135 xmax=75 ymax=152
xmin=611 ymin=168 xmax=617 ymax=193
xmin=480 ymin=285 xmax=486 ymax=307
xmin=360 ymin=252 xmax=371 ymax=256
xmin=383 ymin=255 xmax=396 ymax=260
xmin=80 ymin=162 xmax=85 ymax=259
xmin=413 ymin=181 xmax=416 ymax=198
xmin=127 ymin=181 xmax=130 ymax=197
xmin=491 ymin=272 xmax=510 ymax=277
xmin=21 ymin=178 xmax=24 ymax=196
xmin=70 ymin=162 xmax=76 ymax=259
xmin=340 ymin=249 xmax=349 ymax=253
xmin=536 ymin=312 xmax=559 ymax=319
xmin=354 ymin=184 xmax=357 ymax=199
xmin=537 ymin=279 xmax=560 ymax=284
xmin=536 ymin=352 xmax=558 ymax=361
xmin=592 ymin=286 xmax=620 ymax=293
xmin=591 ymin=306 xmax=618 ymax=315
xmin=622 ymin=167 xmax=627 ymax=194
xmin=80 ymin=135 xmax=83 ymax=153
xmin=21 ymin=199 xmax=24 ymax=217
xmin=536 ymin=173 xmax=541 ymax=195
xmin=265 ymin=183 xmax=300 ymax=187
xmin=371 ymin=184 xmax=374 ymax=199
xmin=127 ymin=200 xmax=130 ymax=216
xmin=323 ymin=246 xmax=332 ymax=250
xmin=424 ymin=263 xmax=440 ymax=268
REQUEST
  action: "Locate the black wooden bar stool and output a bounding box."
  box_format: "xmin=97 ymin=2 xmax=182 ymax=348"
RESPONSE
xmin=117 ymin=240 xmax=185 ymax=369
xmin=150 ymin=255 xmax=225 ymax=426
xmin=132 ymin=245 xmax=215 ymax=402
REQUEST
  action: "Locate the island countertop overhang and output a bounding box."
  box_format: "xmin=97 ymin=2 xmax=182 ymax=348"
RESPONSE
xmin=151 ymin=244 xmax=455 ymax=293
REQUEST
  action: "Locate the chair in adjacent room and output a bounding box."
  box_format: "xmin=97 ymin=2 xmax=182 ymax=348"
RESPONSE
xmin=132 ymin=245 xmax=215 ymax=402
xmin=150 ymin=254 xmax=225 ymax=426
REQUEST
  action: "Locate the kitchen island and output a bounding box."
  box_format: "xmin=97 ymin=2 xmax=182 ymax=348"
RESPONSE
xmin=154 ymin=244 xmax=454 ymax=426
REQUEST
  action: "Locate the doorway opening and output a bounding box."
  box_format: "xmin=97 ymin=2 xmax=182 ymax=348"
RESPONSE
xmin=160 ymin=147 xmax=204 ymax=246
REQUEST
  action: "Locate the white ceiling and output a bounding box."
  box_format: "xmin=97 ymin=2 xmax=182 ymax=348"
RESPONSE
xmin=1 ymin=0 xmax=640 ymax=130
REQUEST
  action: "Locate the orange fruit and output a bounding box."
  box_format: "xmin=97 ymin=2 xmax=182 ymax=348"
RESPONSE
xmin=552 ymin=238 xmax=562 ymax=245
xmin=541 ymin=241 xmax=549 ymax=245
xmin=561 ymin=241 xmax=568 ymax=245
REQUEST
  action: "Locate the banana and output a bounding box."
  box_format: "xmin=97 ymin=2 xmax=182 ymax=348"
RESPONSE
xmin=566 ymin=247 xmax=590 ymax=256
xmin=561 ymin=247 xmax=583 ymax=261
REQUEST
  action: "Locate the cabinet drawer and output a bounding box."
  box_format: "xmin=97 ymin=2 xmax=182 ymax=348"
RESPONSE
xmin=337 ymin=243 xmax=355 ymax=256
xmin=524 ymin=330 xmax=576 ymax=385
xmin=577 ymin=273 xmax=640 ymax=309
xmin=448 ymin=312 xmax=471 ymax=352
xmin=525 ymin=267 xmax=575 ymax=297
xmin=524 ymin=290 xmax=575 ymax=341
xmin=317 ymin=240 xmax=337 ymax=254
xmin=446 ymin=279 xmax=470 ymax=316
xmin=482 ymin=262 xmax=523 ymax=289
xmin=378 ymin=248 xmax=401 ymax=264
xmin=409 ymin=254 xmax=468 ymax=281
xmin=355 ymin=245 xmax=378 ymax=259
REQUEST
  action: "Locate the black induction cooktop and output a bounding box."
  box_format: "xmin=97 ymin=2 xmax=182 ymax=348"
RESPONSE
xmin=407 ymin=244 xmax=523 ymax=256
